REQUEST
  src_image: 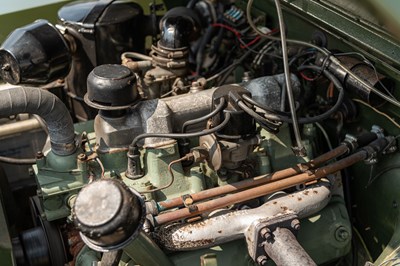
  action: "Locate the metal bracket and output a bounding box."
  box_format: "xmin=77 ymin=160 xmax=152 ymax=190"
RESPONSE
xmin=181 ymin=194 xmax=198 ymax=213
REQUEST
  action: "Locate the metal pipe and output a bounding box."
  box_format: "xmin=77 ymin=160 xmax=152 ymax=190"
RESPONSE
xmin=157 ymin=183 xmax=331 ymax=250
xmin=155 ymin=151 xmax=367 ymax=225
xmin=0 ymin=118 xmax=41 ymax=138
xmin=263 ymin=227 xmax=316 ymax=266
xmin=0 ymin=87 xmax=76 ymax=155
xmin=157 ymin=144 xmax=349 ymax=211
xmin=306 ymin=144 xmax=349 ymax=168
xmin=273 ymin=0 xmax=305 ymax=156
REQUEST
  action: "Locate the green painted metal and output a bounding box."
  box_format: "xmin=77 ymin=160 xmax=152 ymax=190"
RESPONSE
xmin=350 ymin=147 xmax=400 ymax=261
xmin=34 ymin=149 xmax=88 ymax=221
xmin=260 ymin=125 xmax=310 ymax=170
xmin=75 ymin=245 xmax=101 ymax=266
xmin=123 ymin=231 xmax=174 ymax=266
xmin=122 ymin=143 xmax=205 ymax=201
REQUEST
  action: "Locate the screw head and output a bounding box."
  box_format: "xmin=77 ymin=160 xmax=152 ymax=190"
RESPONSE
xmin=335 ymin=226 xmax=350 ymax=241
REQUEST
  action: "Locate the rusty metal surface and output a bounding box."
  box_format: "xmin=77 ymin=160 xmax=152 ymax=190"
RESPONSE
xmin=263 ymin=227 xmax=316 ymax=266
xmin=157 ymin=144 xmax=353 ymax=212
xmin=155 ymin=151 xmax=367 ymax=225
xmin=156 ymin=183 xmax=330 ymax=250
xmin=305 ymin=144 xmax=349 ymax=168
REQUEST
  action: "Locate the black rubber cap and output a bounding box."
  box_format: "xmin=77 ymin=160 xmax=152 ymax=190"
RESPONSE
xmin=85 ymin=64 xmax=138 ymax=110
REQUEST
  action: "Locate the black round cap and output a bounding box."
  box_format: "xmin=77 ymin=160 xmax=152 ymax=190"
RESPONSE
xmin=85 ymin=64 xmax=138 ymax=110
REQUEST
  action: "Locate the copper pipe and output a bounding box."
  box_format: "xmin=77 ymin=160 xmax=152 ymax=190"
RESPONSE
xmin=305 ymin=144 xmax=349 ymax=168
xmin=155 ymin=150 xmax=367 ymax=225
xmin=157 ymin=144 xmax=349 ymax=211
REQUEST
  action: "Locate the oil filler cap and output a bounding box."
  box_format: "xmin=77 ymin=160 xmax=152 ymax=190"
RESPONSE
xmin=85 ymin=64 xmax=138 ymax=110
xmin=73 ymin=179 xmax=145 ymax=252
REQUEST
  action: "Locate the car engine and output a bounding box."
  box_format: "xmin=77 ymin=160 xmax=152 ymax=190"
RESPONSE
xmin=0 ymin=0 xmax=400 ymax=265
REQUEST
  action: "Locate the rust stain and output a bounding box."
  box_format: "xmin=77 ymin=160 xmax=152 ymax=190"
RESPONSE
xmin=66 ymin=227 xmax=85 ymax=266
xmin=297 ymin=197 xmax=302 ymax=201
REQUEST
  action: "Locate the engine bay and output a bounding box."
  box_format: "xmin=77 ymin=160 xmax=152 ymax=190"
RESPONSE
xmin=1 ymin=0 xmax=400 ymax=265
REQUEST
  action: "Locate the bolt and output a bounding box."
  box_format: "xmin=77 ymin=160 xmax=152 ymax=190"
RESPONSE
xmin=36 ymin=151 xmax=44 ymax=159
xmin=256 ymin=255 xmax=268 ymax=265
xmin=291 ymin=219 xmax=301 ymax=230
xmin=335 ymin=226 xmax=350 ymax=241
xmin=260 ymin=228 xmax=272 ymax=241
xmin=77 ymin=153 xmax=87 ymax=161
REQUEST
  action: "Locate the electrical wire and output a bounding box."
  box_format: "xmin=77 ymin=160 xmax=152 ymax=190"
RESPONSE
xmin=241 ymin=94 xmax=292 ymax=117
xmin=271 ymin=0 xmax=304 ymax=154
xmin=352 ymin=99 xmax=400 ymax=129
xmin=0 ymin=156 xmax=36 ymax=165
xmin=205 ymin=38 xmax=268 ymax=85
xmin=247 ymin=0 xmax=400 ymax=109
xmin=352 ymin=226 xmax=373 ymax=262
xmin=246 ymin=0 xmax=330 ymax=56
xmin=237 ymin=101 xmax=281 ymax=133
xmin=252 ymin=41 xmax=276 ymax=67
xmin=331 ymin=56 xmax=400 ymax=109
xmin=182 ymin=98 xmax=226 ymax=132
xmin=333 ymin=52 xmax=396 ymax=99
xmin=216 ymin=38 xmax=269 ymax=85
xmin=315 ymin=122 xmax=333 ymax=151
xmin=245 ymin=66 xmax=345 ymax=124
xmin=137 ymin=154 xmax=191 ymax=193
xmin=211 ymin=23 xmax=275 ymax=50
xmin=129 ymin=112 xmax=231 ymax=150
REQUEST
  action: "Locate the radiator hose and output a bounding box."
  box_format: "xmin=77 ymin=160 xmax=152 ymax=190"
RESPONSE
xmin=0 ymin=87 xmax=76 ymax=156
